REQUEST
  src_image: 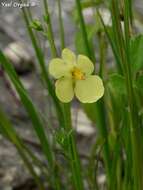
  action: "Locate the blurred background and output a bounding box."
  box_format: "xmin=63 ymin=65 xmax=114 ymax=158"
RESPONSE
xmin=0 ymin=0 xmax=143 ymax=189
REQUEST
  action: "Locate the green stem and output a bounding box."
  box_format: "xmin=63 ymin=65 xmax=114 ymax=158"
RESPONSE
xmin=98 ymin=32 xmax=107 ymax=77
xmin=22 ymin=142 xmax=51 ymax=183
xmin=57 ymin=0 xmax=65 ymax=49
xmin=21 ymin=6 xmax=65 ymax=128
xmin=123 ymin=1 xmax=143 ymax=189
xmin=43 ymin=0 xmax=58 ymax=57
xmin=75 ymin=0 xmax=95 ymax=62
xmin=97 ymin=9 xmax=122 ymax=73
xmin=0 ymin=51 xmax=61 ymax=190
xmin=94 ymin=101 xmax=111 ymax=186
xmin=111 ymin=0 xmax=143 ymax=189
xmin=63 ymin=104 xmax=84 ymax=190
xmin=111 ymin=1 xmax=125 ymax=72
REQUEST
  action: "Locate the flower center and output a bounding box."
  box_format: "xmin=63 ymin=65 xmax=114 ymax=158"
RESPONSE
xmin=72 ymin=67 xmax=85 ymax=80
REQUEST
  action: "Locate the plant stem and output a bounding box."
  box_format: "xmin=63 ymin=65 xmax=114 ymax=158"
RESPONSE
xmin=75 ymin=0 xmax=95 ymax=62
xmin=43 ymin=0 xmax=58 ymax=57
xmin=97 ymin=9 xmax=123 ymax=73
xmin=98 ymin=32 xmax=107 ymax=78
xmin=0 ymin=51 xmax=61 ymax=190
xmin=123 ymin=0 xmax=143 ymax=189
xmin=94 ymin=101 xmax=111 ymax=185
xmin=57 ymin=0 xmax=65 ymax=49
xmin=110 ymin=0 xmax=143 ymax=189
xmin=21 ymin=6 xmax=65 ymax=128
xmin=63 ymin=104 xmax=84 ymax=190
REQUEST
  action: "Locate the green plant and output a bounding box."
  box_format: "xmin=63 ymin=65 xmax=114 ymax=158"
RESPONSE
xmin=0 ymin=0 xmax=143 ymax=189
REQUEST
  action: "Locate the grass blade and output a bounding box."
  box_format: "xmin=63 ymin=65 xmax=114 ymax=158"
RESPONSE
xmin=0 ymin=51 xmax=61 ymax=189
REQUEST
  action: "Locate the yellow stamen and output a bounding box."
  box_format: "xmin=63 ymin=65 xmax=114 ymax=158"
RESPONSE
xmin=72 ymin=67 xmax=85 ymax=80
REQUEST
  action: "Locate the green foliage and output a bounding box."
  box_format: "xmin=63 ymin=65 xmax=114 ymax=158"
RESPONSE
xmin=54 ymin=128 xmax=73 ymax=152
xmin=1 ymin=0 xmax=143 ymax=189
xmin=130 ymin=35 xmax=143 ymax=75
xmin=108 ymin=73 xmax=126 ymax=96
xmin=82 ymin=103 xmax=97 ymax=123
xmin=75 ymin=26 xmax=96 ymax=56
xmin=30 ymin=19 xmax=43 ymax=31
xmin=136 ymin=74 xmax=143 ymax=95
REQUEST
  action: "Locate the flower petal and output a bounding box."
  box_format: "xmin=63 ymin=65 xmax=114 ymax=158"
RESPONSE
xmin=75 ymin=75 xmax=104 ymax=103
xmin=55 ymin=77 xmax=74 ymax=103
xmin=77 ymin=55 xmax=94 ymax=75
xmin=49 ymin=58 xmax=70 ymax=79
xmin=62 ymin=48 xmax=76 ymax=65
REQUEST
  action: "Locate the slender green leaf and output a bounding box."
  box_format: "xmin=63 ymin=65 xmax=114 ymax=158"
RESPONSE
xmin=130 ymin=35 xmax=143 ymax=75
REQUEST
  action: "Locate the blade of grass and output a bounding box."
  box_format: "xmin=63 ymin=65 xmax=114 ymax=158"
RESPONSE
xmin=87 ymin=137 xmax=105 ymax=190
xmin=110 ymin=2 xmax=139 ymax=189
xmin=123 ymin=1 xmax=143 ymax=189
xmin=0 ymin=51 xmax=61 ymax=189
xmin=63 ymin=103 xmax=84 ymax=190
xmin=106 ymin=1 xmax=143 ymax=189
xmin=75 ymin=0 xmax=95 ymax=62
xmin=0 ymin=109 xmax=51 ymax=184
xmin=57 ymin=0 xmax=65 ymax=49
xmin=74 ymin=3 xmax=111 ymax=185
xmin=43 ymin=0 xmax=58 ymax=57
xmin=97 ymin=10 xmax=123 ymax=73
xmin=20 ymin=4 xmax=65 ymax=129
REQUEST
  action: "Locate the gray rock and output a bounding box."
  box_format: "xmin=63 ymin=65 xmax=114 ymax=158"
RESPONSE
xmin=0 ymin=136 xmax=32 ymax=190
xmin=4 ymin=42 xmax=34 ymax=74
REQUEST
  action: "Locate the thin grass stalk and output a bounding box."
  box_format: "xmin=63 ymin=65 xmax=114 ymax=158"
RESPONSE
xmin=0 ymin=109 xmax=50 ymax=184
xmin=97 ymin=32 xmax=113 ymax=186
xmin=110 ymin=0 xmax=143 ymax=189
xmin=97 ymin=10 xmax=123 ymax=73
xmin=110 ymin=1 xmax=126 ymax=71
xmin=87 ymin=138 xmax=105 ymax=190
xmin=94 ymin=101 xmax=111 ymax=186
xmin=111 ymin=2 xmax=136 ymax=190
xmin=106 ymin=92 xmax=124 ymax=189
xmin=128 ymin=0 xmax=133 ymax=25
xmin=0 ymin=51 xmax=53 ymax=165
xmin=75 ymin=0 xmax=95 ymax=62
xmin=63 ymin=104 xmax=84 ymax=190
xmin=95 ymin=14 xmax=126 ymax=188
xmin=122 ymin=113 xmax=133 ymax=190
xmin=74 ymin=1 xmax=111 ymax=186
xmin=123 ymin=1 xmax=143 ymax=189
xmin=98 ymin=33 xmax=107 ymax=78
xmin=0 ymin=51 xmax=61 ymax=189
xmin=20 ymin=5 xmax=65 ymax=128
xmin=57 ymin=0 xmax=65 ymax=49
xmin=110 ymin=137 xmax=122 ymax=190
xmin=100 ymin=1 xmax=135 ymax=188
xmin=43 ymin=0 xmax=58 ymax=57
xmin=78 ymin=11 xmax=111 ymax=189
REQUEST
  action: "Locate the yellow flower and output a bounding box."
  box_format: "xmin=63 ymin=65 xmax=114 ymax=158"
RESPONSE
xmin=49 ymin=48 xmax=104 ymax=103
